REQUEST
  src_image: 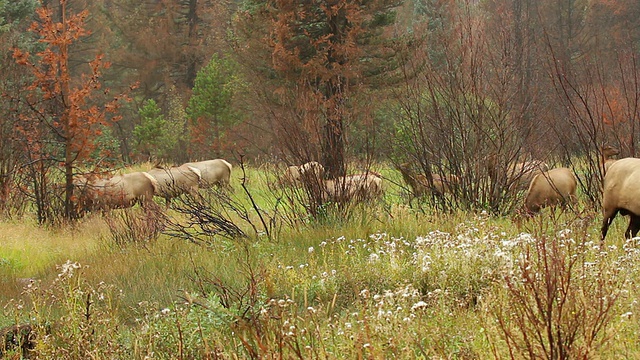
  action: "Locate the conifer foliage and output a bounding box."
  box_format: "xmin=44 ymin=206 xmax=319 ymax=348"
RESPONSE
xmin=249 ymin=0 xmax=402 ymax=178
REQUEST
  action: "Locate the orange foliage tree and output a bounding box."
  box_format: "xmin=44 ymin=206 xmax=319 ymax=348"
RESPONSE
xmin=13 ymin=0 xmax=131 ymax=221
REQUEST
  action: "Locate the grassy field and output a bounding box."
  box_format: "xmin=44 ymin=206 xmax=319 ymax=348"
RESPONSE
xmin=0 ymin=165 xmax=638 ymax=359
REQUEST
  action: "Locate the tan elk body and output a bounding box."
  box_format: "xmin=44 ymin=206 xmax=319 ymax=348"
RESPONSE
xmin=184 ymin=159 xmax=233 ymax=187
xmin=323 ymin=173 xmax=383 ymax=202
xmin=148 ymin=164 xmax=201 ymax=204
xmin=280 ymin=165 xmax=302 ymax=187
xmin=524 ymin=167 xmax=577 ymax=213
xmin=397 ymin=163 xmax=457 ymax=197
xmin=75 ymin=171 xmax=159 ymax=211
xmin=601 ymin=158 xmax=640 ymax=240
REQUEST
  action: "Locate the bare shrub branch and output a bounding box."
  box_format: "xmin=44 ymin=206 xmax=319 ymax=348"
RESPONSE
xmin=491 ymin=230 xmax=632 ymax=358
xmin=162 ymin=189 xmax=247 ymax=245
xmin=390 ymin=3 xmax=545 ymax=214
xmin=103 ymin=204 xmax=165 ymax=249
xmin=546 ymin=40 xmax=640 ymax=206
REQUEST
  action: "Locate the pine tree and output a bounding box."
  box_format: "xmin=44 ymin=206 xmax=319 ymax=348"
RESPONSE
xmin=237 ymin=0 xmax=403 ymax=178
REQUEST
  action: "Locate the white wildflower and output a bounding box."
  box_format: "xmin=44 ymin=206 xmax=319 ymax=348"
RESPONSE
xmin=557 ymin=228 xmax=572 ymax=238
xmin=58 ymin=260 xmax=81 ymax=278
xmin=411 ymin=301 xmax=428 ymax=311
xmin=307 ymin=306 xmax=316 ymax=314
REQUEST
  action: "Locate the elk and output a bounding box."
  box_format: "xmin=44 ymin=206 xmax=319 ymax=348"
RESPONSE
xmin=184 ymin=159 xmax=233 ymax=188
xmin=601 ymin=158 xmax=640 ymax=241
xmin=323 ymin=172 xmax=383 ymax=203
xmin=280 ymin=161 xmax=324 ymax=188
xmin=74 ymin=171 xmax=159 ymax=211
xmin=148 ymin=164 xmax=201 ymax=205
xmin=397 ymin=162 xmax=457 ymax=198
xmin=524 ymin=167 xmax=577 ymax=214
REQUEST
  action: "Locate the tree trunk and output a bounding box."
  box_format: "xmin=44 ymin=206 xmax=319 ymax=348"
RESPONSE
xmin=64 ymin=153 xmax=75 ymax=219
xmin=185 ymin=0 xmax=199 ymax=88
xmin=322 ymin=114 xmax=345 ymax=179
xmin=61 ymin=0 xmax=75 ymax=220
xmin=321 ymin=8 xmax=348 ymax=179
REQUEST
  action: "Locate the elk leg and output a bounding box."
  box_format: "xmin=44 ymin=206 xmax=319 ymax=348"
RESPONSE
xmin=601 ymin=208 xmax=619 ymax=243
xmin=626 ymin=214 xmax=640 ymax=239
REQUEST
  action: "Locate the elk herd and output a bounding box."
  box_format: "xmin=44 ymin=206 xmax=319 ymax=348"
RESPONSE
xmin=74 ymin=159 xmax=232 ymax=212
xmin=397 ymin=157 xmax=578 ymax=214
xmin=280 ymin=161 xmax=383 ymax=203
xmin=73 ymin=144 xmax=640 ymax=241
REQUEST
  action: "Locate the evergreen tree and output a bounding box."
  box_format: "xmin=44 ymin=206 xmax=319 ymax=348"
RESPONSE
xmin=133 ymin=99 xmax=180 ymax=161
xmin=186 ymin=54 xmax=244 ymax=159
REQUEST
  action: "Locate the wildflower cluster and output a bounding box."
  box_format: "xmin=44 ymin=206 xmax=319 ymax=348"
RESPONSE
xmin=19 ymin=261 xmax=130 ymax=358
xmin=412 ymin=223 xmax=513 ymax=308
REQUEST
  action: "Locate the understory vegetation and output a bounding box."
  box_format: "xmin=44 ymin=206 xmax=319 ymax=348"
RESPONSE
xmin=1 ymin=166 xmax=638 ymax=359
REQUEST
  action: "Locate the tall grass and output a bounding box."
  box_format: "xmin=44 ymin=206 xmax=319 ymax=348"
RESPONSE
xmin=0 ymin=165 xmax=639 ymax=358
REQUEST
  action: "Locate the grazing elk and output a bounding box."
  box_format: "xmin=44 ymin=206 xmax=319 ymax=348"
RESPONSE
xmin=148 ymin=164 xmax=201 ymax=205
xmin=601 ymin=158 xmax=640 ymax=241
xmin=184 ymin=159 xmax=233 ymax=188
xmin=278 ymin=161 xmax=324 ymax=188
xmin=524 ymin=167 xmax=577 ymax=214
xmin=397 ymin=162 xmax=457 ymax=198
xmin=279 ymin=165 xmax=302 ymax=187
xmin=323 ymin=172 xmax=383 ymax=203
xmin=74 ymin=171 xmax=159 ymax=212
xmin=296 ymin=163 xmax=383 ymax=203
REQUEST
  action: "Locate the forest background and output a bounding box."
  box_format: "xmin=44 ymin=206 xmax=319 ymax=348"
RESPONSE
xmin=2 ymin=0 xmax=640 ymax=221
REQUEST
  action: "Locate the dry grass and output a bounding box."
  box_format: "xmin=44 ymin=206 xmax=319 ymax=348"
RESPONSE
xmin=0 ymin=217 xmax=105 ymax=276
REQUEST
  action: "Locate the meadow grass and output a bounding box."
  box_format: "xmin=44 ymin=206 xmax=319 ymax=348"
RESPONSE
xmin=0 ymin=165 xmax=639 ymax=358
xmin=0 ymin=217 xmax=105 ymax=301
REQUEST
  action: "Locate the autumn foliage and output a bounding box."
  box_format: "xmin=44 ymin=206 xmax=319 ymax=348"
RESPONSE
xmin=1 ymin=0 xmax=640 ymax=218
xmin=13 ymin=0 xmax=131 ymax=221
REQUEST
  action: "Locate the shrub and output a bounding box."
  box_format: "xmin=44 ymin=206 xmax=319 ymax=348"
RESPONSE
xmin=487 ymin=230 xmax=635 ymax=359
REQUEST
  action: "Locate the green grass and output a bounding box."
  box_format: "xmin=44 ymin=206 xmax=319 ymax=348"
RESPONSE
xmin=0 ymin=165 xmax=638 ymax=358
xmin=0 ymin=217 xmax=102 ymax=278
